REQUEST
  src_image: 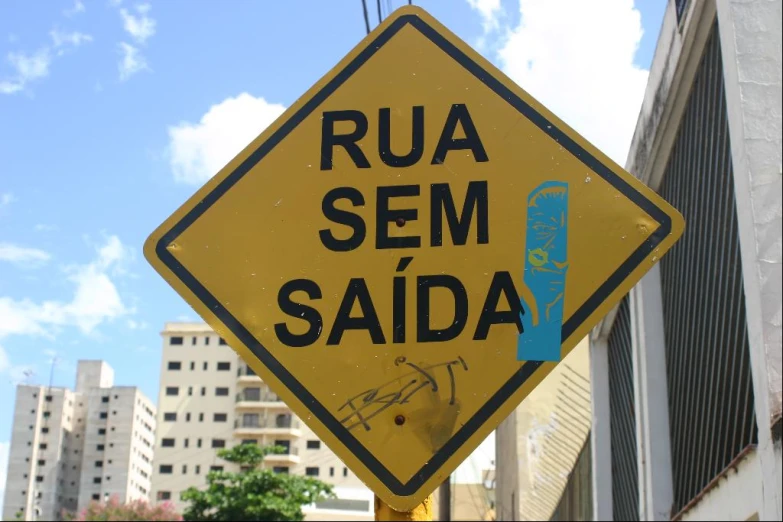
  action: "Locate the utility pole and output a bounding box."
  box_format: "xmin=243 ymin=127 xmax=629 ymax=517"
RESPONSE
xmin=438 ymin=476 xmax=451 ymax=521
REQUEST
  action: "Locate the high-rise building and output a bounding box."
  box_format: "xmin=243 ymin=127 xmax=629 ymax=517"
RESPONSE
xmin=150 ymin=322 xmax=374 ymax=520
xmin=2 ymin=361 xmax=156 ymax=521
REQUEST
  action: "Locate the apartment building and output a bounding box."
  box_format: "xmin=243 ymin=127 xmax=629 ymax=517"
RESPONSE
xmin=150 ymin=322 xmax=374 ymax=520
xmin=2 ymin=361 xmax=157 ymax=521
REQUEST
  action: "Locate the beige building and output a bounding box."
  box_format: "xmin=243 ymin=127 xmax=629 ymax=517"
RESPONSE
xmin=150 ymin=322 xmax=374 ymax=520
xmin=2 ymin=361 xmax=156 ymax=521
xmin=495 ymin=337 xmax=591 ymax=521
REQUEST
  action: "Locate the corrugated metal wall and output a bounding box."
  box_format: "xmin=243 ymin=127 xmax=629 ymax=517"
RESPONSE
xmin=607 ymin=296 xmax=638 ymax=520
xmin=657 ymin=21 xmax=758 ymax=515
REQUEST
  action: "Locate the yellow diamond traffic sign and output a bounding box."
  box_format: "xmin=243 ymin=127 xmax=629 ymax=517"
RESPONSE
xmin=144 ymin=5 xmax=684 ymax=511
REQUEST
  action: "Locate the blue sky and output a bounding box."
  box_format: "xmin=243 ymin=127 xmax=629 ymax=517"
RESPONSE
xmin=0 ymin=0 xmax=667 ymax=503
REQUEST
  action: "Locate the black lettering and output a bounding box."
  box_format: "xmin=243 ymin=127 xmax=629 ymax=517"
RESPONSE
xmin=319 ymin=187 xmax=366 ymax=252
xmin=393 ymin=276 xmax=405 ymax=343
xmin=376 ymin=185 xmax=421 ymax=249
xmin=274 ymin=279 xmax=323 ymax=347
xmin=417 ymin=275 xmax=468 ymax=343
xmin=431 ymin=104 xmax=489 ymax=165
xmin=473 ymin=271 xmax=524 ymax=340
xmin=378 ymin=106 xmax=425 ymax=168
xmin=327 ymin=278 xmax=386 ymax=345
xmin=320 ymin=110 xmax=371 ymax=170
xmin=431 ymin=181 xmax=489 ymax=246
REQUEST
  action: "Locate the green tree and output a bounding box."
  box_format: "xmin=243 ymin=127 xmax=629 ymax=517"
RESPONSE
xmin=181 ymin=444 xmax=334 ymax=521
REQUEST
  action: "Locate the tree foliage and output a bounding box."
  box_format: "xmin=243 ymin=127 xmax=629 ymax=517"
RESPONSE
xmin=65 ymin=496 xmax=182 ymax=521
xmin=181 ymin=444 xmax=334 ymax=521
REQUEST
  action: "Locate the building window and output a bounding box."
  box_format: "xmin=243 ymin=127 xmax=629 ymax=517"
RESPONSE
xmin=200 ymin=387 xmax=206 ymax=397
xmin=170 ymin=336 xmax=183 ymax=345
xmin=92 ymin=494 xmax=100 ymax=501
xmin=305 ymin=467 xmax=319 ymax=477
xmin=273 ymin=466 xmax=289 ymax=474
xmin=98 ymin=429 xmax=106 ymax=435
xmin=42 ymin=411 xmax=50 ymax=418
xmin=45 ymin=395 xmax=53 ymax=402
xmin=213 ymin=413 xmax=227 ymax=422
xmin=167 ymin=361 xmax=182 ymax=370
xmin=306 ymin=440 xmax=321 ymax=450
xmin=93 ymin=477 xmax=101 ymax=484
xmin=215 ymin=387 xmax=229 ymax=397
xmin=195 ymin=465 xmax=201 ymax=475
xmin=37 ymin=459 xmax=45 ymax=466
xmin=330 ymin=467 xmax=335 ymax=477
xmin=101 ymin=396 xmax=109 ymax=403
xmin=211 ymin=439 xmax=226 ymax=448
xmin=159 ymin=465 xmax=173 ymax=474
xmin=182 ymin=464 xmax=187 ymax=474
xmin=219 ymin=337 xmax=228 ymax=345
xmin=202 ymin=361 xmax=208 ymax=371
xmin=188 ymin=386 xmax=193 ymax=396
xmin=41 ymin=427 xmax=49 ymax=434
xmin=191 ymin=336 xmax=197 ymax=345
xmin=217 ymin=362 xmax=230 ymax=371
xmin=95 ymin=461 xmax=103 ymax=468
xmin=210 ymin=466 xmax=224 ymax=472
xmin=343 ymin=467 xmax=348 ymax=477
xmin=205 ymin=336 xmax=211 ymax=345
xmin=157 ymin=491 xmax=171 ymax=501
xmin=97 ymin=444 xmax=104 ymax=451
xmin=198 ymin=413 xmax=204 ymax=422
xmin=184 ymin=438 xmax=189 ymax=448
xmin=190 ymin=361 xmax=195 ymax=370
xmin=165 ymin=387 xmax=179 ymax=396
xmin=99 ymin=412 xmax=108 ymax=419
xmin=163 ymin=413 xmax=177 ymax=422
xmin=241 ymin=439 xmax=257 ymax=445
xmin=185 ymin=413 xmax=191 ymax=422
xmin=197 ymin=439 xmax=202 ymax=448
xmin=161 ymin=438 xmax=175 ymax=448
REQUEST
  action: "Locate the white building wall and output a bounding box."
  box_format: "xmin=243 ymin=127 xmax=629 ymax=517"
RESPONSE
xmin=2 ymin=361 xmax=155 ymax=521
xmin=150 ymin=322 xmax=373 ymax=520
xmin=679 ymin=449 xmax=762 ymax=521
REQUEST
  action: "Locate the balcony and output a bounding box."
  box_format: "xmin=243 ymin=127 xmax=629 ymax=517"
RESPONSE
xmin=233 ymin=416 xmax=302 ymax=437
xmin=264 ymin=445 xmax=301 ymax=464
xmin=235 ymin=391 xmax=288 ymax=410
xmin=237 ymin=365 xmax=261 ymax=384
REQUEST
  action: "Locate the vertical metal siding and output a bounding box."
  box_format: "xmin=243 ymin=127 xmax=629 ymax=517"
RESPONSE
xmin=608 ymin=296 xmax=638 ymax=521
xmin=658 ymin=21 xmax=758 ymax=514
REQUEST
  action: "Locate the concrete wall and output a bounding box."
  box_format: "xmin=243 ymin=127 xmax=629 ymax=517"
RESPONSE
xmin=680 ymin=449 xmax=762 ymax=521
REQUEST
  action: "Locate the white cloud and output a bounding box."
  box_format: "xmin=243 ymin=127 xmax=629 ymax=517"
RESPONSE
xmin=0 ymin=235 xmax=132 ymax=339
xmin=0 ymin=193 xmax=14 ymax=208
xmin=495 ymin=0 xmax=648 ymax=165
xmin=167 ymin=93 xmax=286 ymax=184
xmin=0 ymin=243 xmax=51 ymax=266
xmin=34 ymin=223 xmax=58 ymax=232
xmin=467 ymin=0 xmax=503 ymax=32
xmin=64 ymin=0 xmax=86 ymax=17
xmin=0 ymin=48 xmax=51 ymax=94
xmin=118 ymin=42 xmax=149 ymax=81
xmin=126 ymin=319 xmax=148 ymax=330
xmin=120 ymin=3 xmax=156 ymax=44
xmin=50 ymin=29 xmax=93 ymax=50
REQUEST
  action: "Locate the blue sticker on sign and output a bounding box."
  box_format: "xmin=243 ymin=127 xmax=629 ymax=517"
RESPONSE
xmin=518 ymin=181 xmax=569 ymax=362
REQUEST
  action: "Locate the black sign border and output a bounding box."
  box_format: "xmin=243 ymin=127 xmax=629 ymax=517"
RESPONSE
xmin=156 ymin=13 xmax=672 ymax=496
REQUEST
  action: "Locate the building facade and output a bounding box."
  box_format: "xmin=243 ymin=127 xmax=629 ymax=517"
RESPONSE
xmin=589 ymin=0 xmax=782 ymax=520
xmin=494 ymin=338 xmax=591 ymax=521
xmin=150 ymin=322 xmax=374 ymax=520
xmin=2 ymin=361 xmax=156 ymax=521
